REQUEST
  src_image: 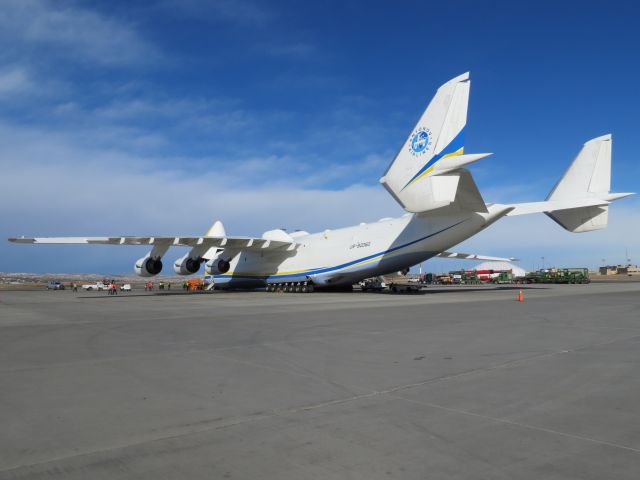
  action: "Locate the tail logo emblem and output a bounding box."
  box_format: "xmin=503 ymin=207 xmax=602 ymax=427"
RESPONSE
xmin=409 ymin=127 xmax=432 ymax=156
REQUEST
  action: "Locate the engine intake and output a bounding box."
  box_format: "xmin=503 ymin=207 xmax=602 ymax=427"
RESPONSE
xmin=135 ymin=256 xmax=163 ymax=277
xmin=205 ymin=257 xmax=230 ymax=275
xmin=173 ymin=255 xmax=203 ymax=275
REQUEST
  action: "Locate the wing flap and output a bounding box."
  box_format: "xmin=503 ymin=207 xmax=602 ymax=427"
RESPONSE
xmin=8 ymin=236 xmax=298 ymax=251
xmin=437 ymin=251 xmax=517 ymax=262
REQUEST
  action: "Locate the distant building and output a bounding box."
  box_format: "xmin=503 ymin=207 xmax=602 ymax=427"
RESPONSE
xmin=599 ymin=265 xmax=640 ymax=275
xmin=599 ymin=266 xmax=618 ymax=275
xmin=618 ymin=265 xmax=640 ymax=275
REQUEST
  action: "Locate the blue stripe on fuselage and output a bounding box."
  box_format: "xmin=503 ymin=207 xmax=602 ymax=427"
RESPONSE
xmin=214 ymin=219 xmax=466 ymax=281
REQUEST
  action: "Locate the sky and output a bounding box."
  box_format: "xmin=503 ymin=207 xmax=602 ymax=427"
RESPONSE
xmin=0 ymin=0 xmax=638 ymax=274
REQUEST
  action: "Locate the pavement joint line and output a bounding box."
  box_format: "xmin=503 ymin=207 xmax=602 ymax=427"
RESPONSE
xmin=0 ymin=327 xmax=400 ymax=374
xmin=3 ymin=332 xmax=640 ymax=473
xmin=0 ymin=411 xmax=277 ymax=474
xmin=389 ymin=393 xmax=640 ymax=455
xmin=193 ymin=348 xmax=370 ymax=395
xmin=381 ymin=332 xmax=640 ymax=393
xmin=2 ymin=314 xmax=639 ymax=378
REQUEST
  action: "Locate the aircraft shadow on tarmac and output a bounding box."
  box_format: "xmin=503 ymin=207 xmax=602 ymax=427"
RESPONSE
xmin=357 ymin=285 xmax=549 ymax=296
xmin=78 ymin=285 xmax=549 ymax=298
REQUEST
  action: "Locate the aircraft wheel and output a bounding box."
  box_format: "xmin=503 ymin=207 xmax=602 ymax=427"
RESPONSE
xmin=301 ymin=284 xmax=308 ymax=293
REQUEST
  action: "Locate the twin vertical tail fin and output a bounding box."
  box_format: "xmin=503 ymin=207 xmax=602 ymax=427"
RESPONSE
xmin=508 ymin=134 xmax=634 ymax=232
xmin=544 ymin=134 xmax=633 ymax=232
xmin=380 ymin=73 xmax=633 ymax=223
xmin=380 ymin=72 xmax=492 ymax=214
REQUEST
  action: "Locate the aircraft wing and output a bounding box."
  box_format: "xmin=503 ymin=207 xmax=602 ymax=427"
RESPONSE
xmin=8 ymin=236 xmax=298 ymax=251
xmin=436 ymin=251 xmax=517 ymax=262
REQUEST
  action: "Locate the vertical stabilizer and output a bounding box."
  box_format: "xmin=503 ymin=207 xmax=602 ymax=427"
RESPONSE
xmin=545 ymin=134 xmax=631 ymax=232
xmin=379 ymin=73 xmax=491 ymax=213
xmin=547 ymin=134 xmax=611 ymax=201
xmin=206 ymin=220 xmax=226 ymax=237
xmin=380 ymin=73 xmax=469 ymax=196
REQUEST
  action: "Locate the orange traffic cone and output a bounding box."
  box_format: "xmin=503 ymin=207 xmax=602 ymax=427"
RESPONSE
xmin=517 ymin=290 xmax=524 ymax=302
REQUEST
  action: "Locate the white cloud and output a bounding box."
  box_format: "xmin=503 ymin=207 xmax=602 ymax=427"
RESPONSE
xmin=446 ymin=200 xmax=640 ymax=271
xmin=0 ymin=125 xmax=402 ymax=273
xmin=0 ymin=67 xmax=33 ymax=97
xmin=0 ymin=0 xmax=159 ymax=66
xmin=2 ymin=116 xmax=636 ymax=274
xmin=0 ymin=121 xmax=401 ymax=234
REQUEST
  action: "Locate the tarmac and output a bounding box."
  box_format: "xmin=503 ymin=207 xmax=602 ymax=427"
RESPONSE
xmin=1 ymin=283 xmax=640 ymax=479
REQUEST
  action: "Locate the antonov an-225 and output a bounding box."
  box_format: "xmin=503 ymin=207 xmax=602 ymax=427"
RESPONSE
xmin=9 ymin=73 xmax=633 ymax=291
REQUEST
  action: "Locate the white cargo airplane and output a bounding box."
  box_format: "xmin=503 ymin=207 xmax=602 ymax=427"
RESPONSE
xmin=9 ymin=73 xmax=633 ymax=291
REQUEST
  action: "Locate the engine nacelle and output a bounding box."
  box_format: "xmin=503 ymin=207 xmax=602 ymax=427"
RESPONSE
xmin=173 ymin=254 xmax=202 ymax=275
xmin=135 ymin=256 xmax=163 ymax=277
xmin=205 ymin=256 xmax=231 ymax=275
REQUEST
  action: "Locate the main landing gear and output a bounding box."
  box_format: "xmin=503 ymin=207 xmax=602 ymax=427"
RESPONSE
xmin=266 ymin=282 xmax=314 ymax=293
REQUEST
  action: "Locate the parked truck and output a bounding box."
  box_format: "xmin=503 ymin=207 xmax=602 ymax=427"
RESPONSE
xmin=359 ymin=277 xmax=386 ymax=292
xmin=82 ymin=282 xmax=108 ymax=291
xmin=525 ymin=268 xmax=590 ymax=284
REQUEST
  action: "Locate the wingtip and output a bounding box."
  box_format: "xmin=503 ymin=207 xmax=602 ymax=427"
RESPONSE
xmin=604 ymin=192 xmax=635 ymax=201
xmin=8 ymin=237 xmax=34 ymax=244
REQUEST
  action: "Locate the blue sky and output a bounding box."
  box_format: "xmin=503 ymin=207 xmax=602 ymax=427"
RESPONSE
xmin=1 ymin=0 xmax=638 ymax=274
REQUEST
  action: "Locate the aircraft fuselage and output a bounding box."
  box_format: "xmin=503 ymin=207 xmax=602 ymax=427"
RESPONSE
xmin=213 ymin=204 xmax=512 ymax=289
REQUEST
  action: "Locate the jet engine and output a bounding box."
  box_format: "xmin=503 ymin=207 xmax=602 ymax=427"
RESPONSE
xmin=205 ymin=255 xmax=231 ymax=275
xmin=173 ymin=254 xmax=203 ymax=275
xmin=135 ymin=255 xmax=163 ymax=277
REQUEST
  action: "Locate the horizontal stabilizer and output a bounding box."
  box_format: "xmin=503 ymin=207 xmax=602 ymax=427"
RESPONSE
xmin=546 ymin=205 xmax=609 ymax=233
xmin=432 ymin=152 xmax=492 ymax=174
xmin=507 ymin=197 xmax=610 ymax=216
xmin=504 ymin=135 xmax=633 ymax=232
